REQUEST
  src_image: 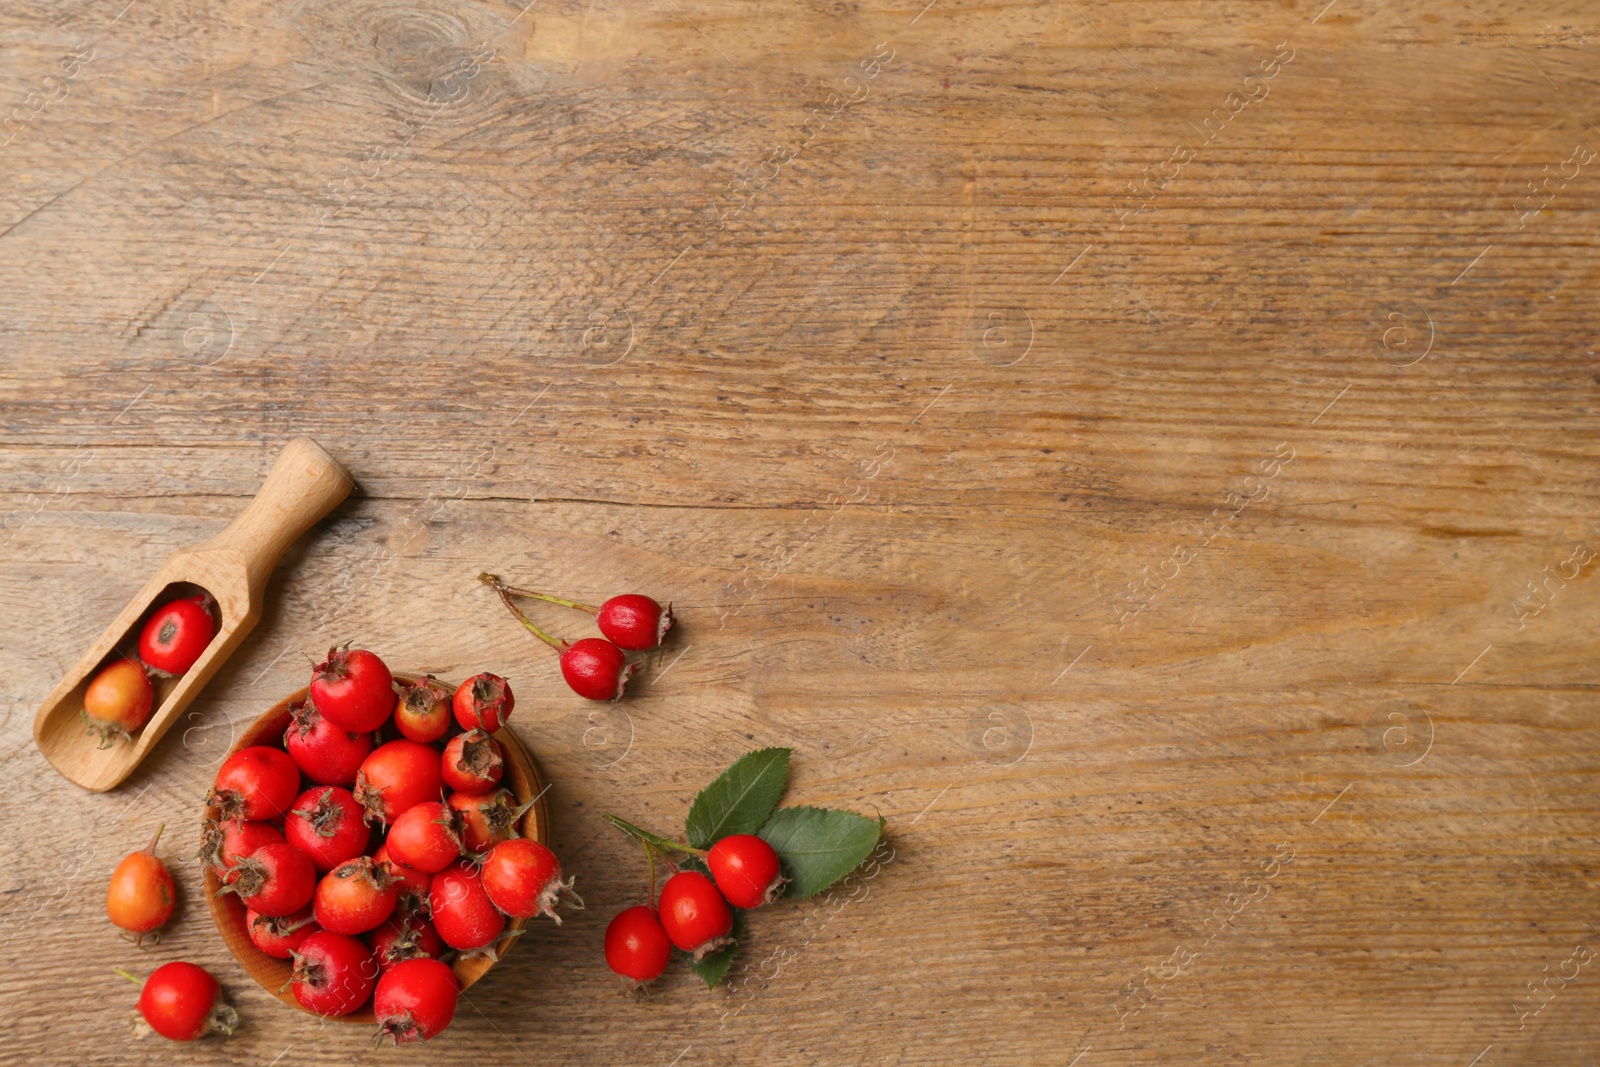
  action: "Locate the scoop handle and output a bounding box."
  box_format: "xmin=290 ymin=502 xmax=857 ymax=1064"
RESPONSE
xmin=195 ymin=437 xmax=354 ymax=592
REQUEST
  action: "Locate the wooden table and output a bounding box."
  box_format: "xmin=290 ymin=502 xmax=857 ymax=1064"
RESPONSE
xmin=3 ymin=1 xmax=1597 ymax=1063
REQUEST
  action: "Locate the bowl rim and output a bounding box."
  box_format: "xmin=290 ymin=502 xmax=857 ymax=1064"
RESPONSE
xmin=200 ymin=671 xmax=549 ymax=1024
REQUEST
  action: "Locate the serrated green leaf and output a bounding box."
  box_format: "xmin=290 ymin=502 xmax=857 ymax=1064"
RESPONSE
xmin=685 ymin=748 xmax=792 ymax=850
xmin=758 ymin=806 xmax=883 ymax=898
xmin=686 ymin=908 xmax=744 ymax=989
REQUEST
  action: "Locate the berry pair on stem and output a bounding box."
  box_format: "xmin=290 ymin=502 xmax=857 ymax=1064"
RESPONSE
xmin=478 ymin=574 xmax=673 ymax=701
xmin=601 ymin=814 xmax=785 ymax=988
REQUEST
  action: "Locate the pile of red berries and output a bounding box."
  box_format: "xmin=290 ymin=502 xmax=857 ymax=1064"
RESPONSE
xmin=478 ymin=574 xmax=672 ymax=700
xmin=199 ymin=647 xmax=574 ymax=1043
xmin=605 ymin=834 xmax=784 ymax=987
xmin=82 ymin=592 xmax=217 ymax=746
xmin=599 ymin=748 xmax=883 ymax=992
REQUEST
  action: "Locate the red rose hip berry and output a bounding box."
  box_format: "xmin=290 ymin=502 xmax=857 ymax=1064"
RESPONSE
xmin=375 ymin=957 xmax=459 ymax=1045
xmin=392 ymin=676 xmax=452 ymax=743
xmin=209 ymin=746 xmax=300 ymax=822
xmin=480 ymin=577 xmax=639 ymax=700
xmin=448 ymin=788 xmax=529 ymax=853
xmin=477 ymin=576 xmax=672 ymax=651
xmin=561 ymin=638 xmax=636 ymax=701
xmin=604 ymin=906 xmax=671 ymax=987
xmin=200 ymin=819 xmax=283 ymax=882
xmin=82 ymin=658 xmax=154 ymax=746
xmin=385 ymin=801 xmax=464 ymax=874
xmin=313 ymin=856 xmax=398 ymax=936
xmin=120 ymin=961 xmax=237 ymax=1041
xmin=284 ymin=700 xmax=372 ymax=787
xmin=440 ymin=729 xmax=503 ymax=794
xmin=657 ymin=870 xmax=734 ymax=961
xmin=106 ymin=824 xmax=175 ymax=944
xmin=221 ymin=841 xmax=316 ymax=917
xmin=246 ymin=906 xmax=318 ymax=959
xmin=374 ymin=843 xmax=432 ymax=906
xmin=708 ymin=834 xmax=787 ymax=908
xmin=368 ymin=914 xmax=446 ymax=972
xmin=355 ymin=739 xmax=444 ymax=827
xmin=137 ymin=595 xmax=215 ymax=676
xmin=309 ymin=646 xmax=394 ymax=732
xmin=429 ymin=860 xmax=505 ymax=955
xmin=451 ymin=672 xmax=514 ymax=733
xmin=595 ymin=594 xmax=673 ymax=651
xmin=285 ymin=786 xmax=371 ymax=872
xmin=481 ymin=838 xmax=578 ymax=922
xmin=289 ymin=931 xmax=376 ymax=1016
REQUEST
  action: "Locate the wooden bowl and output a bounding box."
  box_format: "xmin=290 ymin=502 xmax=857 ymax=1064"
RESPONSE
xmin=201 ymin=673 xmax=549 ymax=1023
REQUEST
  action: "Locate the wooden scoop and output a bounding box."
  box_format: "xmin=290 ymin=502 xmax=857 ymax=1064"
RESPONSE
xmin=33 ymin=436 xmax=354 ymax=791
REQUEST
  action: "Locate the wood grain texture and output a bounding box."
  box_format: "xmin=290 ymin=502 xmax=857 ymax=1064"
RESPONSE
xmin=1 ymin=0 xmax=1598 ymax=1063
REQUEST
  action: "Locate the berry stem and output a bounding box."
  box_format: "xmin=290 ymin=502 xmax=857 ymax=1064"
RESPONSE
xmin=601 ymin=813 xmax=706 ymax=857
xmin=481 ymin=575 xmax=569 ymax=651
xmin=282 ymin=913 xmax=318 ymax=934
xmin=479 ymin=573 xmax=601 ymax=615
xmin=113 ymin=967 xmax=142 ymax=985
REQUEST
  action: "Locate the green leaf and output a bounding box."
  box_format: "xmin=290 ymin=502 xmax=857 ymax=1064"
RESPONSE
xmin=687 ymin=908 xmax=744 ymax=989
xmin=685 ymin=748 xmax=792 ymax=850
xmin=758 ymin=806 xmax=884 ymax=898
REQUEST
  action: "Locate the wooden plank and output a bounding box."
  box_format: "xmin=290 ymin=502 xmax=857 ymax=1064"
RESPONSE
xmin=2 ymin=0 xmax=1598 ymax=1063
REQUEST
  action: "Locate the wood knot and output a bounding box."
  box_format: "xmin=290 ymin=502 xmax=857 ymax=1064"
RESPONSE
xmin=370 ymin=7 xmax=491 ymax=108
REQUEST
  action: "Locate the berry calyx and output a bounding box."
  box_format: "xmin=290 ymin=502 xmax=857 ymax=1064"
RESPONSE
xmin=708 ymin=834 xmax=787 ymax=909
xmin=374 ymin=843 xmax=432 ymax=909
xmin=448 ymin=788 xmax=532 ymax=853
xmin=284 ymin=786 xmax=371 ymax=872
xmin=199 ymin=819 xmax=283 ymax=882
xmin=604 ymin=906 xmax=671 ymax=987
xmin=368 ymin=913 xmax=445 ymax=971
xmin=657 ymin=870 xmax=734 ymax=961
